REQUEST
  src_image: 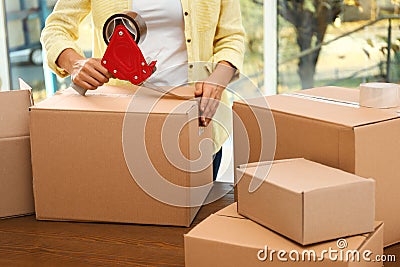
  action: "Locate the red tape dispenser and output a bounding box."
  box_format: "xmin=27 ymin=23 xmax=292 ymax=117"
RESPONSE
xmin=102 ymin=12 xmax=156 ymax=85
xmin=72 ymin=11 xmax=157 ymax=96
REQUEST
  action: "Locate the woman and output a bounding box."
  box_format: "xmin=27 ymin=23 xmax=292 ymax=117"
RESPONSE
xmin=41 ymin=0 xmax=245 ymax=180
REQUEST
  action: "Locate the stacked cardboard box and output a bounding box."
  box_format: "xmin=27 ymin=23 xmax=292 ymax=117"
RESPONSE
xmin=236 ymin=158 xmax=375 ymax=245
xmin=0 ymin=89 xmax=34 ymax=218
xmin=232 ymin=86 xmax=400 ymax=246
xmin=185 ymin=158 xmax=380 ymax=266
xmin=30 ymin=85 xmax=213 ymax=226
xmin=185 ymin=203 xmax=384 ymax=267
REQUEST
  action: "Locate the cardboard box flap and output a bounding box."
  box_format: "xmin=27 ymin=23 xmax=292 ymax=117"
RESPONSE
xmin=31 ymin=87 xmax=197 ymax=115
xmin=236 ymin=93 xmax=398 ymax=127
xmin=363 ymin=221 xmax=384 ymax=237
xmin=93 ymin=84 xmax=195 ymax=99
xmin=214 ymin=202 xmax=245 ymax=219
xmin=0 ymin=89 xmax=32 ymax=138
xmin=187 ymin=210 xmax=299 ymax=249
xmin=186 ymin=204 xmax=381 ymax=253
xmin=237 ymin=159 xmax=374 ymax=193
xmin=298 ymin=86 xmax=360 ymax=103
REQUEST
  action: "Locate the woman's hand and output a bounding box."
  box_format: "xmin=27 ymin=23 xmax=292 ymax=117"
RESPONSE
xmin=195 ymin=61 xmax=236 ymax=126
xmin=70 ymin=58 xmax=112 ymax=90
xmin=57 ymin=48 xmax=113 ymax=90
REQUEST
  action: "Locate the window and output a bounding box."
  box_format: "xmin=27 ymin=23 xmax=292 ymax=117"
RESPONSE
xmin=277 ymin=0 xmax=400 ymax=93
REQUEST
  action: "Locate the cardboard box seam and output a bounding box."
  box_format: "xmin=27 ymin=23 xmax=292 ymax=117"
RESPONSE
xmin=353 ymin=116 xmax=399 ymax=128
xmin=217 ymin=213 xmax=247 ymax=221
xmin=0 ymin=212 xmax=35 ymax=220
xmin=236 ymin=208 xmax=302 ymax=244
xmin=185 ymin=216 xmax=265 ymax=250
xmin=0 ymin=135 xmax=30 ymax=141
xmin=274 ymin=109 xmax=354 ymax=128
xmin=35 ymin=215 xmax=192 ymax=226
xmin=358 ymin=222 xmax=384 ymax=250
xmin=29 ymin=108 xmax=196 ymax=116
xmin=184 ymin=234 xmax=262 ymax=250
xmin=238 ymin=167 xmax=372 ymax=195
xmin=302 ymin=191 xmax=305 ymax=245
xmin=303 ymin=178 xmax=375 ymax=194
xmin=234 ymin=96 xmax=400 ymax=128
xmin=237 ymin=158 xmax=300 ymax=169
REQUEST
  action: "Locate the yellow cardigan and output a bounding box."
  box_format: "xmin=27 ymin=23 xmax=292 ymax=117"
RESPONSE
xmin=41 ymin=0 xmax=245 ymax=153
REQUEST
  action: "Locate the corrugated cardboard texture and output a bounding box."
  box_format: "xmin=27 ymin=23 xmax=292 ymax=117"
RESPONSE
xmin=232 ymin=100 xmax=276 ymax=200
xmin=0 ymin=137 xmax=34 ymax=217
xmin=30 ymin=86 xmax=212 ymax=226
xmin=33 ymin=87 xmax=194 ymax=114
xmin=0 ymin=90 xmax=32 ymax=138
xmin=233 ymin=86 xmax=400 ymax=246
xmin=237 ymin=159 xmax=375 ymax=245
xmin=185 ymin=203 xmax=383 ymax=267
xmin=0 ymin=89 xmax=34 ymax=218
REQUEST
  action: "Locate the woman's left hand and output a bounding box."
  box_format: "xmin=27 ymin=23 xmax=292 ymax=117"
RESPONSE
xmin=195 ymin=61 xmax=236 ymax=126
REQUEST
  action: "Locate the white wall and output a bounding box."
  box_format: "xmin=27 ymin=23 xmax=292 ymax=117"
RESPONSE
xmin=0 ymin=1 xmax=11 ymax=91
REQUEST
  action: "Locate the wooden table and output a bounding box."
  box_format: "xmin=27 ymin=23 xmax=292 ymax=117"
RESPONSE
xmin=0 ymin=182 xmax=398 ymax=266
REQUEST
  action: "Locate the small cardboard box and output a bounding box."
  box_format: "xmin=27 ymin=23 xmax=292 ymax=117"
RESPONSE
xmin=232 ymin=86 xmax=400 ymax=246
xmin=185 ymin=203 xmax=384 ymax=267
xmin=237 ymin=158 xmax=375 ymax=245
xmin=30 ymin=86 xmax=213 ymax=226
xmin=0 ymin=89 xmax=34 ymax=218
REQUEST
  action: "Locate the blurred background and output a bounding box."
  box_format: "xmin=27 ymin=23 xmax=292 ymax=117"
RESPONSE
xmin=1 ymin=0 xmax=400 ymax=101
xmin=277 ymin=0 xmax=400 ymax=93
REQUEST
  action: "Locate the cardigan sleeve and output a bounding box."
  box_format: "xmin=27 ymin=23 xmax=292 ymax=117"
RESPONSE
xmin=207 ymin=0 xmax=246 ymax=75
xmin=40 ymin=0 xmax=91 ymax=77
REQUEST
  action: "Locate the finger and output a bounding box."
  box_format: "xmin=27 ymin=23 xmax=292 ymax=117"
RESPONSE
xmin=209 ymin=86 xmax=223 ymax=113
xmin=202 ymin=84 xmax=219 ymax=117
xmin=93 ymin=70 xmax=110 ymax=84
xmin=94 ymin=58 xmax=112 ymax=77
xmin=105 ymin=71 xmax=114 ymax=79
xmin=84 ymin=59 xmax=110 ymax=84
xmin=203 ymin=97 xmax=220 ymax=126
xmin=201 ymin=84 xmax=221 ymax=124
xmin=203 ymin=86 xmax=223 ymax=126
xmin=89 ymin=58 xmax=113 ymax=79
xmin=81 ymin=81 xmax=97 ymax=91
xmin=76 ymin=72 xmax=103 ymax=89
xmin=194 ymin=82 xmax=203 ymax=97
xmin=87 ymin=66 xmax=110 ymax=84
xmin=200 ymin=83 xmax=213 ymax=113
xmin=73 ymin=79 xmax=97 ymax=91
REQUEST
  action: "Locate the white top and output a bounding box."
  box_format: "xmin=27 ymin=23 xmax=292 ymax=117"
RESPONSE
xmin=132 ymin=0 xmax=188 ymax=87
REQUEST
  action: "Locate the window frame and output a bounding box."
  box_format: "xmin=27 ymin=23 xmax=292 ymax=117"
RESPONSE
xmin=264 ymin=1 xmax=277 ymax=95
xmin=0 ymin=0 xmax=11 ymax=91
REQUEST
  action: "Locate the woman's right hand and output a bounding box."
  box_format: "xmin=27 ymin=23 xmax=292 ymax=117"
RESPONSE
xmin=56 ymin=48 xmax=113 ymax=90
xmin=70 ymin=58 xmax=113 ymax=90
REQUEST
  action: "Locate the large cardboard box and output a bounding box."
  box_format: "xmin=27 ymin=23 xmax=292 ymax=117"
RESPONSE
xmin=185 ymin=203 xmax=384 ymax=267
xmin=237 ymin=158 xmax=375 ymax=245
xmin=0 ymin=89 xmax=34 ymax=218
xmin=30 ymin=86 xmax=213 ymax=226
xmin=232 ymin=86 xmax=400 ymax=246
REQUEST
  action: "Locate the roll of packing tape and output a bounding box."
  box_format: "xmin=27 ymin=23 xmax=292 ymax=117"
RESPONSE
xmin=359 ymin=82 xmax=400 ymax=108
xmin=103 ymin=11 xmax=147 ymax=45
